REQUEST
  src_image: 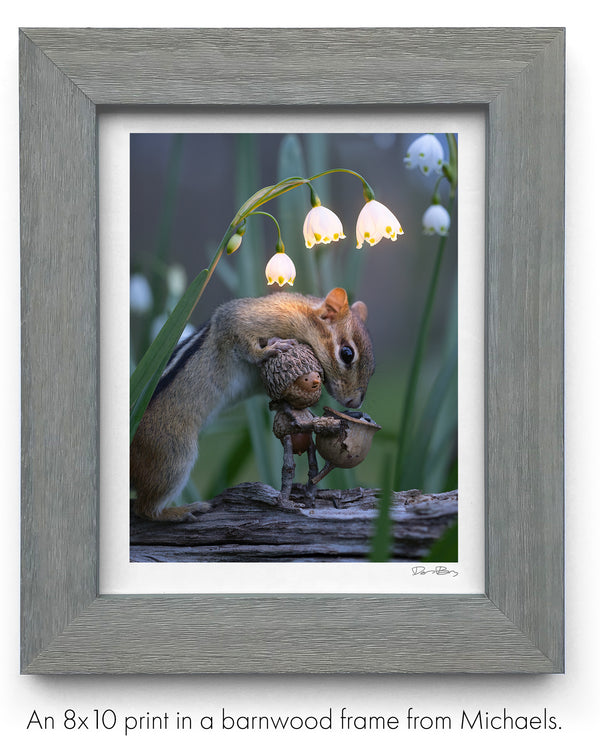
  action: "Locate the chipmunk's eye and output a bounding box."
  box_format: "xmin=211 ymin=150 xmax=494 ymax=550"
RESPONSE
xmin=340 ymin=345 xmax=355 ymax=365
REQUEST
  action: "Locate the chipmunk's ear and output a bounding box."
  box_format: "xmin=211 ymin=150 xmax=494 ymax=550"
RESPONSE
xmin=351 ymin=300 xmax=368 ymax=322
xmin=321 ymin=288 xmax=349 ymax=319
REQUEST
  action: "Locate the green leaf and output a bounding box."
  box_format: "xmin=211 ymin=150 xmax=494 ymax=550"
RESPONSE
xmin=393 ymin=190 xmax=457 ymax=490
xmin=369 ymin=456 xmax=394 ymax=562
xmin=398 ymin=341 xmax=457 ymax=491
xmin=204 ymin=427 xmax=253 ymax=500
xmin=245 ymin=397 xmax=280 ymax=489
xmin=422 ymin=520 xmax=458 ymax=563
xmin=341 ymin=247 xmax=365 ymax=299
xmin=233 ymin=177 xmax=307 ymax=225
xmin=234 ymin=184 xmax=277 ymax=223
xmin=129 ymin=267 xmax=209 ymax=441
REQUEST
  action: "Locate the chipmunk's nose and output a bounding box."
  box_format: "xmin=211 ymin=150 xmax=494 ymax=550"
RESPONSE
xmin=344 ymin=391 xmax=364 ymax=409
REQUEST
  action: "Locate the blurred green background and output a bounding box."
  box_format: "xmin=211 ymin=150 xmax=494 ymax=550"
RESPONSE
xmin=130 ymin=132 xmax=457 ymax=517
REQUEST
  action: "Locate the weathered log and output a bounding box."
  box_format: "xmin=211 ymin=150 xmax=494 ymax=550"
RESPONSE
xmin=130 ymin=483 xmax=458 ymax=562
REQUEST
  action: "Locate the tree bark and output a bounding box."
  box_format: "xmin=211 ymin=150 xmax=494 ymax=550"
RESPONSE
xmin=130 ymin=483 xmax=458 ymax=562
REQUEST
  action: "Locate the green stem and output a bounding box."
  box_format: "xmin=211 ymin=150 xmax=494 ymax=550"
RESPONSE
xmin=443 ymin=134 xmax=458 ymax=191
xmin=200 ymin=232 xmax=230 ymax=292
xmin=250 ymin=210 xmax=284 ymax=248
xmin=370 ymin=455 xmax=394 ymax=562
xmin=394 ymin=192 xmax=456 ymax=489
xmin=308 ymin=182 xmax=321 ymax=207
xmin=431 ymin=176 xmax=444 ymax=205
xmin=308 ymin=168 xmax=375 ymax=201
xmin=191 ymin=221 xmax=239 ymax=303
xmin=234 ymin=167 xmax=375 ymax=224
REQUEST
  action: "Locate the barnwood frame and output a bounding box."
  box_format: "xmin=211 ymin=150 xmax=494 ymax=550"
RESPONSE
xmin=20 ymin=28 xmax=564 ymax=673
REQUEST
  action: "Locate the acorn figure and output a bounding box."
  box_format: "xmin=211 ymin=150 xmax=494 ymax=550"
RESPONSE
xmin=260 ymin=341 xmax=325 ymax=506
xmin=260 ymin=339 xmax=380 ymax=507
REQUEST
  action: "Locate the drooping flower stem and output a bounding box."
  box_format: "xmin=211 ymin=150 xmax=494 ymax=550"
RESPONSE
xmin=394 ymin=191 xmax=456 ymax=489
xmin=250 ymin=210 xmax=285 ymax=251
xmin=308 ymin=182 xmax=321 ymax=207
xmin=431 ymin=176 xmax=444 ymax=205
xmin=308 ymin=168 xmax=375 ymax=202
xmin=232 ymin=167 xmax=374 ymax=225
xmin=443 ymin=133 xmax=458 ymax=190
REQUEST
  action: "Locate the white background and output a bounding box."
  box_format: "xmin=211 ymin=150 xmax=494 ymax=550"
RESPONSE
xmin=98 ymin=109 xmax=485 ymax=596
xmin=1 ymin=2 xmax=596 ymax=748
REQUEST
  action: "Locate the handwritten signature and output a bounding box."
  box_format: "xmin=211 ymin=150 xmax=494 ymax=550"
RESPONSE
xmin=412 ymin=565 xmax=459 ymax=577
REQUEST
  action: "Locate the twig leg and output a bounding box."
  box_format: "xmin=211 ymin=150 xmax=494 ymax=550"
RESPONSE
xmin=305 ymin=438 xmax=319 ymax=505
xmin=278 ymin=435 xmax=296 ymax=508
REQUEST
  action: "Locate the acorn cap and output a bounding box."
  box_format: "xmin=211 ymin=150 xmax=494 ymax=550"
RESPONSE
xmin=260 ymin=342 xmax=323 ymax=402
xmin=315 ymin=407 xmax=381 ymax=469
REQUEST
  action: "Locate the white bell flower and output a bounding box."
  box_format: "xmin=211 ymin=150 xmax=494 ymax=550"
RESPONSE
xmin=265 ymin=252 xmax=296 ymax=287
xmin=404 ymin=134 xmax=445 ymax=176
xmin=303 ymin=205 xmax=346 ymax=248
xmin=422 ymin=204 xmax=451 ymax=236
xmin=166 ymin=264 xmax=187 ymax=297
xmin=355 ymin=200 xmax=403 ymax=249
xmin=130 ymin=273 xmax=153 ymax=314
xmin=166 ymin=264 xmax=189 ymax=311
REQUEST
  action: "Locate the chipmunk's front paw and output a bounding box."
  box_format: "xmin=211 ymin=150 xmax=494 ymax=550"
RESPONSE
xmin=157 ymin=501 xmax=211 ymax=523
xmin=262 ymin=337 xmax=298 ymax=357
xmin=185 ymin=501 xmax=212 ymax=519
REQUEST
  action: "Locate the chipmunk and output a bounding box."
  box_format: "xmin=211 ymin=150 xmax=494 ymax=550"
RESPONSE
xmin=130 ymin=287 xmax=375 ymax=522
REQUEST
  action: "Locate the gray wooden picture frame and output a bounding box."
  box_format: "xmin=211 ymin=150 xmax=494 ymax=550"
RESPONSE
xmin=20 ymin=27 xmax=565 ymax=674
